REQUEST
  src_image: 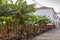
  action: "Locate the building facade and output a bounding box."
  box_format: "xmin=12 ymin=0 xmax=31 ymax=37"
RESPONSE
xmin=34 ymin=6 xmax=59 ymax=27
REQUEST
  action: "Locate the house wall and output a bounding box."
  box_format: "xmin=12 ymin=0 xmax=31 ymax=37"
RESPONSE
xmin=34 ymin=9 xmax=54 ymax=20
xmin=56 ymin=14 xmax=60 ymax=27
xmin=34 ymin=8 xmax=60 ymax=27
xmin=34 ymin=9 xmax=55 ymax=23
xmin=57 ymin=14 xmax=60 ymax=21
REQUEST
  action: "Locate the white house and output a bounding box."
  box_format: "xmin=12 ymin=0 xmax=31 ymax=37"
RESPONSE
xmin=57 ymin=14 xmax=60 ymax=21
xmin=34 ymin=6 xmax=58 ymax=27
xmin=56 ymin=14 xmax=60 ymax=27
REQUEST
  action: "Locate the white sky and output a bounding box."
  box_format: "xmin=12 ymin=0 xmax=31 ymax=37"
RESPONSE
xmin=13 ymin=0 xmax=60 ymax=12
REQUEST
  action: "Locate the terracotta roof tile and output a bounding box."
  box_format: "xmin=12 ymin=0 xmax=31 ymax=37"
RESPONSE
xmin=37 ymin=6 xmax=52 ymax=9
xmin=36 ymin=6 xmax=57 ymax=14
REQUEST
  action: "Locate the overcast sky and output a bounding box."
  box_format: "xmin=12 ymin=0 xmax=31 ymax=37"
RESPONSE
xmin=13 ymin=0 xmax=60 ymax=12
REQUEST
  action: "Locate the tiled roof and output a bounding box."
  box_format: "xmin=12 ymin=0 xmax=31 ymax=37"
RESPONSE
xmin=37 ymin=6 xmax=52 ymax=9
xmin=36 ymin=6 xmax=57 ymax=14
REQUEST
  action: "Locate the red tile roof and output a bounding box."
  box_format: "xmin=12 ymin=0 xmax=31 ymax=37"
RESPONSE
xmin=36 ymin=6 xmax=57 ymax=14
xmin=37 ymin=6 xmax=52 ymax=9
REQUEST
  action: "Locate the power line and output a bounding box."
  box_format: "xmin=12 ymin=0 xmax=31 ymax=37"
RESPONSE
xmin=32 ymin=0 xmax=42 ymax=6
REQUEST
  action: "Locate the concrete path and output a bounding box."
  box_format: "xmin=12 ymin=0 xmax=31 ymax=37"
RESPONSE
xmin=29 ymin=27 xmax=60 ymax=40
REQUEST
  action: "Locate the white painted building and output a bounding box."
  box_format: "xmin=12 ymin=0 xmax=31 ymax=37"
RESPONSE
xmin=57 ymin=14 xmax=60 ymax=21
xmin=56 ymin=14 xmax=60 ymax=27
xmin=34 ymin=6 xmax=59 ymax=27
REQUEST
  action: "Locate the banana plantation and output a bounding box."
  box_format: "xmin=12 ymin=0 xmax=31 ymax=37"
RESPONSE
xmin=0 ymin=0 xmax=55 ymax=40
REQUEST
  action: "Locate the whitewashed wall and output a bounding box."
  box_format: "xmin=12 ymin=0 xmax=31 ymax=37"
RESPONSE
xmin=34 ymin=9 xmax=54 ymax=21
xmin=34 ymin=9 xmax=60 ymax=27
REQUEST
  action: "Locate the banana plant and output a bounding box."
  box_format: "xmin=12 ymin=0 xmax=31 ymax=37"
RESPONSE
xmin=25 ymin=14 xmax=39 ymax=27
xmin=37 ymin=16 xmax=50 ymax=28
xmin=0 ymin=0 xmax=36 ymax=36
xmin=1 ymin=0 xmax=7 ymax=4
xmin=0 ymin=16 xmax=13 ymax=29
xmin=0 ymin=0 xmax=36 ymax=24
